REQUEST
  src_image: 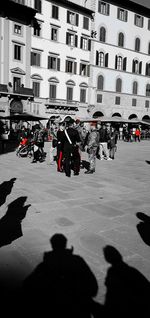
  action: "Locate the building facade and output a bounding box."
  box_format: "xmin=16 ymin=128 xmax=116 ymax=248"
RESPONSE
xmin=1 ymin=0 xmax=150 ymax=123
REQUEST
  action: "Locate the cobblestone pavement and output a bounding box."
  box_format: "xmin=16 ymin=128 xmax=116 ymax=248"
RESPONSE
xmin=0 ymin=140 xmax=150 ymax=303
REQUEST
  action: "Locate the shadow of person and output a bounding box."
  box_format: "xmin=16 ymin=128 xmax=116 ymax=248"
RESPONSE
xmin=22 ymin=233 xmax=103 ymax=318
xmin=0 ymin=196 xmax=30 ymax=247
xmin=145 ymin=160 xmax=150 ymax=165
xmin=0 ymin=178 xmax=16 ymax=207
xmin=136 ymin=212 xmax=150 ymax=246
xmin=103 ymin=245 xmax=150 ymax=317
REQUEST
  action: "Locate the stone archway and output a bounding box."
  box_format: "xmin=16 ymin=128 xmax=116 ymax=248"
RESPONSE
xmin=10 ymin=99 xmax=23 ymax=114
xmin=128 ymin=114 xmax=137 ymax=119
xmin=142 ymin=115 xmax=150 ymax=122
xmin=112 ymin=113 xmax=122 ymax=117
xmin=93 ymin=111 xmax=104 ymax=118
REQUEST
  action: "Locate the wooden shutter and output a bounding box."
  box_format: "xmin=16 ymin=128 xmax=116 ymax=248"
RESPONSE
xmin=105 ymin=53 xmax=108 ymax=67
xmin=48 ymin=56 xmax=51 ymax=69
xmin=67 ymin=11 xmax=70 ymax=23
xmin=88 ymin=39 xmax=91 ymax=51
xmin=96 ymin=51 xmax=99 ymax=66
xmin=80 ymin=37 xmax=83 ymax=49
xmin=139 ymin=61 xmax=142 ymax=74
xmin=87 ymin=65 xmax=90 ymax=77
xmin=31 ymin=52 xmax=34 ymax=66
xmin=115 ymin=55 xmax=117 ymax=69
xmin=76 ymin=14 xmax=79 ymax=26
xmin=74 ymin=62 xmax=77 ymax=74
xmin=123 ymin=57 xmax=127 ymax=71
xmin=75 ymin=35 xmax=78 ymax=47
xmin=57 ymin=58 xmax=60 ymax=71
xmin=66 ymin=32 xmax=69 ymax=44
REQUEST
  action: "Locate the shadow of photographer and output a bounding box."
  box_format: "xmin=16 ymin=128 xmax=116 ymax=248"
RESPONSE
xmin=136 ymin=212 xmax=150 ymax=246
xmin=0 ymin=178 xmax=16 ymax=207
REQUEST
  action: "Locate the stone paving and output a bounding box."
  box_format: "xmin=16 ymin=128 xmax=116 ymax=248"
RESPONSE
xmin=0 ymin=140 xmax=150 ymax=303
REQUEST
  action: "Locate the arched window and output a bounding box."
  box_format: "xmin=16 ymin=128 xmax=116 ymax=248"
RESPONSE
xmin=146 ymin=83 xmax=150 ymax=96
xmin=96 ymin=51 xmax=108 ymax=67
xmin=97 ymin=75 xmax=104 ymax=90
xmin=116 ymin=78 xmax=122 ymax=92
xmin=145 ymin=63 xmax=150 ymax=76
xmin=148 ymin=42 xmax=150 ymax=55
xmin=132 ymin=81 xmax=138 ymax=95
xmin=132 ymin=59 xmax=142 ymax=74
xmin=118 ymin=32 xmax=124 ymax=47
xmin=100 ymin=27 xmax=106 ymax=42
xmin=135 ymin=37 xmax=140 ymax=52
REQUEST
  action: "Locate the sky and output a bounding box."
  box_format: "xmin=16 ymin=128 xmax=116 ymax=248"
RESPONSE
xmin=129 ymin=0 xmax=150 ymax=9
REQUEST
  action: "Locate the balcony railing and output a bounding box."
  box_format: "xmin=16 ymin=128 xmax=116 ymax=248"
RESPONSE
xmin=0 ymin=84 xmax=34 ymax=100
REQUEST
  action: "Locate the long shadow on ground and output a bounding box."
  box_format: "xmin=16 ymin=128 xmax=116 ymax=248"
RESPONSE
xmin=0 ymin=196 xmax=30 ymax=247
xmin=136 ymin=212 xmax=150 ymax=246
xmin=0 ymin=178 xmax=16 ymax=207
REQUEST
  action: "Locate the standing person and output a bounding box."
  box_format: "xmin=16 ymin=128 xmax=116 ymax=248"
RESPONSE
xmin=85 ymin=122 xmax=99 ymax=174
xmin=135 ymin=127 xmax=141 ymax=142
xmin=57 ymin=121 xmax=65 ymax=172
xmin=49 ymin=125 xmax=58 ymax=165
xmin=109 ymin=127 xmax=118 ymax=160
xmin=99 ymin=124 xmax=112 ymax=160
xmin=62 ymin=119 xmax=80 ymax=177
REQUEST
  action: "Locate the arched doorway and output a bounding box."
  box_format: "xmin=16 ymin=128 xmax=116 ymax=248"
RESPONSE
xmin=93 ymin=111 xmax=104 ymax=118
xmin=128 ymin=114 xmax=137 ymax=119
xmin=112 ymin=113 xmax=122 ymax=117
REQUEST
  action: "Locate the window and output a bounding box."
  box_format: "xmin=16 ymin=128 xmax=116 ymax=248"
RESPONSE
xmin=97 ymin=75 xmax=104 ymax=90
xmin=132 ymin=59 xmax=142 ymax=74
xmin=33 ymin=82 xmax=40 ymax=97
xmin=146 ymin=84 xmax=150 ymax=96
xmin=83 ymin=17 xmax=89 ymax=30
xmin=132 ymin=81 xmax=138 ymax=95
xmin=52 ymin=5 xmax=59 ymax=19
xmin=115 ymin=96 xmax=120 ymax=105
xmin=79 ymin=63 xmax=90 ymax=76
xmin=80 ymin=88 xmax=86 ymax=103
xmin=97 ymin=94 xmax=102 ymax=103
xmin=49 ymin=84 xmax=56 ymax=99
xmin=80 ymin=37 xmax=91 ymax=51
xmin=145 ymin=100 xmax=150 ymax=108
xmin=67 ymin=11 xmax=79 ymax=26
xmin=146 ymin=63 xmax=150 ymax=76
xmin=14 ymin=24 xmax=22 ymax=35
xmin=31 ymin=51 xmax=41 ymax=66
xmin=135 ymin=38 xmax=140 ymax=52
xmin=13 ymin=77 xmax=21 ymax=92
xmin=66 ymin=32 xmax=78 ymax=47
xmin=134 ymin=14 xmax=144 ymax=28
xmin=118 ymin=33 xmax=124 ymax=47
xmin=67 ymin=87 xmax=73 ymax=101
xmin=96 ymin=51 xmax=108 ymax=67
xmin=14 ymin=44 xmax=21 ymax=60
xmin=65 ymin=60 xmax=77 ymax=74
xmin=117 ymin=8 xmax=128 ymax=22
xmin=116 ymin=78 xmax=122 ymax=92
xmin=98 ymin=1 xmax=110 ymax=15
xmin=132 ymin=98 xmax=137 ymax=106
xmin=51 ymin=27 xmax=58 ymax=41
xmin=115 ymin=56 xmax=127 ymax=71
xmin=34 ymin=0 xmax=41 ymax=13
xmin=148 ymin=43 xmax=150 ymax=55
xmin=33 ymin=22 xmax=41 ymax=37
xmin=100 ymin=27 xmax=106 ymax=42
xmin=48 ymin=55 xmax=60 ymax=71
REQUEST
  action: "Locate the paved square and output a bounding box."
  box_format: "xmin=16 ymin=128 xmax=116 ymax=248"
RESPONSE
xmin=0 ymin=140 xmax=150 ymax=303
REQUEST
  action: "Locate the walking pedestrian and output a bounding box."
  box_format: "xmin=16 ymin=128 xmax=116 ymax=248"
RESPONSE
xmin=84 ymin=122 xmax=99 ymax=174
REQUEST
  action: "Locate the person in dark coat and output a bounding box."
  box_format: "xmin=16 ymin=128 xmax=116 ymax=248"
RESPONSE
xmin=57 ymin=121 xmax=65 ymax=172
xmin=62 ymin=119 xmax=80 ymax=177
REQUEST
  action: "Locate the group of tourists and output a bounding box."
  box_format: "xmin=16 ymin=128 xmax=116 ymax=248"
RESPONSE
xmin=48 ymin=118 xmax=118 ymax=178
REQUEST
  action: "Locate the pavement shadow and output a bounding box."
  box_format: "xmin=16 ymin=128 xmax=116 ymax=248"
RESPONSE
xmin=0 ymin=196 xmax=30 ymax=247
xmin=103 ymin=245 xmax=150 ymax=317
xmin=21 ymin=233 xmax=104 ymax=318
xmin=136 ymin=212 xmax=150 ymax=246
xmin=145 ymin=160 xmax=150 ymax=165
xmin=0 ymin=178 xmax=16 ymax=207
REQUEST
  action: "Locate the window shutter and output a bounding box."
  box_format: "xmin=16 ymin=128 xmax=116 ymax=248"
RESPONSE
xmin=96 ymin=51 xmax=99 ymax=66
xmin=88 ymin=39 xmax=91 ymax=51
xmin=105 ymin=53 xmax=108 ymax=67
xmin=79 ymin=63 xmax=82 ymax=75
xmin=80 ymin=37 xmax=83 ymax=49
xmin=76 ymin=14 xmax=79 ymax=26
xmin=115 ymin=55 xmax=117 ymax=69
xmin=74 ymin=62 xmax=77 ymax=74
xmin=57 ymin=58 xmax=60 ymax=71
xmin=123 ymin=57 xmax=127 ymax=71
xmin=75 ymin=35 xmax=78 ymax=47
xmin=87 ymin=65 xmax=90 ymax=77
xmin=139 ymin=61 xmax=142 ymax=74
xmin=142 ymin=17 xmax=144 ymax=27
xmin=65 ymin=60 xmax=68 ymax=72
xmin=146 ymin=63 xmax=148 ymax=76
xmin=31 ymin=52 xmax=34 ymax=65
xmin=132 ymin=60 xmax=135 ymax=73
xmin=107 ymin=4 xmax=110 ymax=15
xmin=67 ymin=11 xmax=70 ymax=23
xmin=125 ymin=10 xmax=128 ymax=22
xmin=37 ymin=54 xmax=40 ymax=66
xmin=117 ymin=8 xmax=120 ymax=19
xmin=134 ymin=14 xmax=136 ymax=25
xmin=48 ymin=56 xmax=51 ymax=69
xmin=148 ymin=43 xmax=150 ymax=55
xmin=66 ymin=32 xmax=69 ymax=44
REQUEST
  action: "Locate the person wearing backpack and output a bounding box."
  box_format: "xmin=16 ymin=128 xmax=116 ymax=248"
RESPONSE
xmin=85 ymin=122 xmax=100 ymax=174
